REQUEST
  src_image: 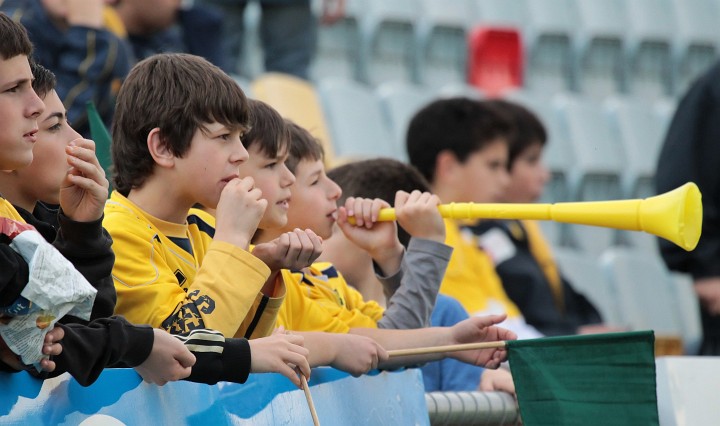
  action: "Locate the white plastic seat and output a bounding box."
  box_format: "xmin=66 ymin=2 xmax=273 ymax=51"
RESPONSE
xmin=672 ymin=0 xmax=720 ymax=95
xmin=414 ymin=0 xmax=473 ymax=88
xmin=357 ymin=0 xmax=419 ymax=86
xmin=524 ymin=0 xmax=578 ymax=93
xmin=375 ymin=82 xmax=434 ymax=161
xmin=552 ymin=247 xmax=623 ymax=326
xmin=599 ymin=247 xmax=683 ymax=337
xmin=311 ymin=1 xmax=362 ymax=82
xmin=573 ymin=0 xmax=629 ymax=97
xmin=624 ymin=0 xmax=676 ymax=97
xmin=604 ymin=96 xmax=666 ymax=199
xmin=553 ymin=94 xmax=625 ymax=202
xmin=317 ymin=78 xmax=399 ymax=160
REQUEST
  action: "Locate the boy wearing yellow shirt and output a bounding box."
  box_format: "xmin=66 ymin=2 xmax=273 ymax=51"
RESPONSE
xmin=104 ymin=54 xmax=320 ymax=340
xmin=248 ymin=118 xmax=516 ymax=370
xmin=406 ymin=97 xmax=542 ymax=339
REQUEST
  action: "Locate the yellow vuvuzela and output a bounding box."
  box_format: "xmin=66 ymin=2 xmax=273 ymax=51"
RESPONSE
xmin=349 ymin=182 xmax=702 ymax=251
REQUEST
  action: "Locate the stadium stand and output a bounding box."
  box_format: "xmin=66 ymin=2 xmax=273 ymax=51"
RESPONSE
xmin=573 ymin=0 xmax=628 ymax=97
xmin=252 ymin=72 xmax=335 ymax=164
xmin=625 ymin=0 xmax=676 ymax=98
xmin=376 ymin=82 xmax=434 ymax=161
xmin=414 ymin=0 xmax=473 ymax=88
xmin=317 ymin=78 xmax=399 ymax=161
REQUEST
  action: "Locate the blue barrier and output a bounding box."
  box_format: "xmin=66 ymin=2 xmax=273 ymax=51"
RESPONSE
xmin=1 ymin=368 xmax=429 ymax=425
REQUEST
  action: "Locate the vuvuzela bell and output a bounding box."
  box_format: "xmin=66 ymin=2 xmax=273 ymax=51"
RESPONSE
xmin=365 ymin=182 xmax=703 ymax=252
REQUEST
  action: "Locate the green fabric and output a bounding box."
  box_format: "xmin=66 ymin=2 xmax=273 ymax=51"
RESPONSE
xmin=86 ymin=101 xmax=113 ymax=188
xmin=507 ymin=330 xmax=658 ymax=426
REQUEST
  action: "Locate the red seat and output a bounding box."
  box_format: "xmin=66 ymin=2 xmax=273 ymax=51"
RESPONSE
xmin=467 ymin=26 xmax=524 ymax=97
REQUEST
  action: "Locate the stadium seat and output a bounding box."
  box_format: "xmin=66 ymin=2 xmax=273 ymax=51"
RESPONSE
xmin=375 ymin=82 xmax=434 ymax=161
xmin=311 ymin=1 xmax=362 ymax=82
xmin=604 ymin=96 xmax=666 ymax=199
xmin=470 ymin=0 xmax=529 ymax=29
xmin=467 ymin=26 xmax=524 ymax=97
xmin=317 ymin=78 xmax=399 ymax=161
xmin=414 ymin=0 xmax=473 ymax=88
xmin=672 ymin=0 xmax=720 ymax=95
xmin=357 ymin=0 xmax=419 ymax=86
xmin=524 ymin=0 xmax=578 ymax=93
xmin=624 ymin=0 xmax=676 ymax=97
xmin=251 ymin=73 xmax=334 ymax=164
xmin=434 ymin=83 xmax=485 ymax=100
xmin=599 ymin=248 xmax=683 ymax=337
xmin=553 ymin=94 xmax=624 ymax=202
xmin=552 ymin=247 xmax=623 ymax=326
xmin=573 ymin=0 xmax=628 ymax=97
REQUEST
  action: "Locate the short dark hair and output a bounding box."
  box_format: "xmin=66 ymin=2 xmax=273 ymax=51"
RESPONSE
xmin=112 ymin=53 xmax=249 ymax=195
xmin=244 ymin=99 xmax=290 ymax=158
xmin=0 ymin=13 xmax=32 ymax=60
xmin=285 ymin=120 xmax=324 ymax=174
xmin=30 ymin=62 xmax=56 ymax=98
xmin=328 ymin=158 xmax=430 ymax=247
xmin=484 ymin=99 xmax=547 ymax=169
xmin=406 ymin=97 xmax=512 ymax=184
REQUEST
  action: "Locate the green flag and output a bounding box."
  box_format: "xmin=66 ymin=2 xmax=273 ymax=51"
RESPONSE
xmin=86 ymin=101 xmax=112 ymax=190
xmin=508 ymin=330 xmax=658 ymax=426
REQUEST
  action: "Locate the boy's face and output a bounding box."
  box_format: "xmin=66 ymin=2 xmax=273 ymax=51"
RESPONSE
xmin=16 ymin=89 xmax=82 ymax=205
xmin=505 ymin=142 xmax=549 ymax=203
xmin=238 ymin=143 xmax=295 ymax=229
xmin=453 ymin=138 xmax=510 ymax=203
xmin=174 ymin=122 xmax=249 ymax=209
xmin=0 ymin=55 xmax=45 ymax=171
xmin=285 ymin=159 xmax=342 ymax=239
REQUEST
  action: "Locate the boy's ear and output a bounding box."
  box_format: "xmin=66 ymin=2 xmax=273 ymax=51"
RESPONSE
xmin=435 ymin=150 xmax=459 ymax=184
xmin=147 ymin=128 xmax=175 ymax=169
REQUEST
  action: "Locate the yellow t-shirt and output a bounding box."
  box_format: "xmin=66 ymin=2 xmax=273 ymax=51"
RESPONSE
xmin=104 ymin=191 xmax=279 ymax=338
xmin=277 ymin=262 xmax=383 ymax=333
xmin=440 ymin=219 xmax=521 ymax=318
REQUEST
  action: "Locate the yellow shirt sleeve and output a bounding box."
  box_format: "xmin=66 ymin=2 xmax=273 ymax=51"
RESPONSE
xmin=106 ymin=195 xmax=271 ymax=337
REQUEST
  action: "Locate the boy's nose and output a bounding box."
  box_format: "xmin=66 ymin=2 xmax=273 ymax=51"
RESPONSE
xmin=26 ymin=90 xmax=45 ymax=118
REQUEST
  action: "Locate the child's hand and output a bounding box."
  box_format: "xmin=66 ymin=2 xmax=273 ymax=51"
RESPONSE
xmin=249 ymin=328 xmax=311 ymax=388
xmin=134 ymin=329 xmax=196 ymax=386
xmin=252 ymin=228 xmax=323 ymax=272
xmin=0 ymin=325 xmax=63 ymax=372
xmin=478 ymin=367 xmax=515 ymax=395
xmin=394 ymin=190 xmax=445 ymax=243
xmin=330 ymin=333 xmax=388 ymax=376
xmin=446 ymin=315 xmax=517 ymax=369
xmin=215 ymin=177 xmax=267 ymax=250
xmin=337 ymin=197 xmax=403 ymax=273
xmin=59 ymin=138 xmax=109 ymax=223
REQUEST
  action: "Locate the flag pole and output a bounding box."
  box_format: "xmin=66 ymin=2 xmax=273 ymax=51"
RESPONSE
xmin=387 ymin=340 xmax=507 ymax=358
xmin=299 ymin=371 xmax=320 ymax=426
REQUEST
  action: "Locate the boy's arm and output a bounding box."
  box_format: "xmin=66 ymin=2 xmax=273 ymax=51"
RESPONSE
xmin=376 ymin=237 xmax=452 ymax=329
xmin=295 ymin=331 xmax=388 ymax=376
xmin=111 ymin=229 xmax=270 ymax=337
xmin=349 ymin=314 xmax=516 ymax=370
xmin=53 ymin=212 xmax=116 ymax=322
xmin=54 ymin=137 xmax=115 ymax=321
xmin=50 ymin=317 xmax=156 ymax=386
